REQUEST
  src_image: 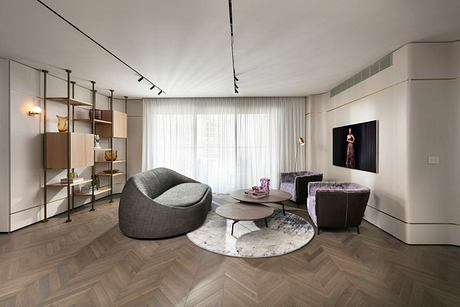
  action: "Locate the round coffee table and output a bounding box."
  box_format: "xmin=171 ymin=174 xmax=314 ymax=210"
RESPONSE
xmin=216 ymin=203 xmax=274 ymax=236
xmin=230 ymin=189 xmax=292 ymax=215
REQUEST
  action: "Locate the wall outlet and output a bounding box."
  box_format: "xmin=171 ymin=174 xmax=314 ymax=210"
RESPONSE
xmin=428 ymin=155 xmax=440 ymax=165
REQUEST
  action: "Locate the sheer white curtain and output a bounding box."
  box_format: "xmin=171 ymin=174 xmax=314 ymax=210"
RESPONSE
xmin=143 ymin=97 xmax=306 ymax=193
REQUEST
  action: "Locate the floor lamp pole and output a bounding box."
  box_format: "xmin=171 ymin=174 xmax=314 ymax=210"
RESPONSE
xmin=294 ymin=145 xmax=299 ymax=171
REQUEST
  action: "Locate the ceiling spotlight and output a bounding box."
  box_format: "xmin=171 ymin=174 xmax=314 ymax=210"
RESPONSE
xmin=150 ymin=85 xmax=155 ymax=90
xmin=235 ymin=89 xmax=239 ymax=94
xmin=234 ymin=76 xmax=239 ymax=82
xmin=138 ymin=76 xmax=144 ymax=82
xmin=158 ymin=90 xmax=163 ymax=95
xmin=234 ymin=83 xmax=239 ymax=89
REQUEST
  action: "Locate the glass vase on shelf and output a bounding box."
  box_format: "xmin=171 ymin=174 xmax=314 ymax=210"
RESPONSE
xmin=56 ymin=115 xmax=68 ymax=132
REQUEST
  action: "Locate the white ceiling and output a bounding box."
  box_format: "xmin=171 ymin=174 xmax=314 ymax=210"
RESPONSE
xmin=1 ymin=0 xmax=460 ymax=98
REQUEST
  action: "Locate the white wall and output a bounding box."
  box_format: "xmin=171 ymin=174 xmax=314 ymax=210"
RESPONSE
xmin=307 ymin=42 xmax=460 ymax=245
xmin=1 ymin=60 xmax=128 ymax=231
xmin=0 ymin=59 xmax=10 ymax=232
xmin=127 ymin=99 xmax=143 ymax=178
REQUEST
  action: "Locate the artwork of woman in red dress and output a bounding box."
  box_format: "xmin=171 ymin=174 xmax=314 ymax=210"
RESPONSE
xmin=346 ymin=128 xmax=355 ymax=168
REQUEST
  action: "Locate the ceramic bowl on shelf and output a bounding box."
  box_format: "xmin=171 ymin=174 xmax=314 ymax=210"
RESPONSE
xmin=104 ymin=150 xmax=117 ymax=161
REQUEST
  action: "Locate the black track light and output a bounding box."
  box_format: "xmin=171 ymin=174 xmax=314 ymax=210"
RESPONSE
xmin=234 ymin=83 xmax=239 ymax=89
xmin=158 ymin=90 xmax=163 ymax=95
xmin=138 ymin=76 xmax=144 ymax=82
xmin=234 ymin=76 xmax=239 ymax=82
xmin=235 ymin=89 xmax=239 ymax=94
xmin=150 ymin=85 xmax=155 ymax=90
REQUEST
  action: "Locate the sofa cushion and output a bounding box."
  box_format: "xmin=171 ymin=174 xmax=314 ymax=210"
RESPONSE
xmin=154 ymin=183 xmax=209 ymax=207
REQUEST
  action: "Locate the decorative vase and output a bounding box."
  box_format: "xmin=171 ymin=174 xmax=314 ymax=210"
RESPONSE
xmin=56 ymin=115 xmax=68 ymax=132
xmin=260 ymin=178 xmax=270 ymax=193
xmin=104 ymin=150 xmax=118 ymax=161
xmin=94 ymin=134 xmax=101 ymax=149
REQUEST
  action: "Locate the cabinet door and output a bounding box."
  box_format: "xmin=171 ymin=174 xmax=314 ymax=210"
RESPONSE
xmin=46 ymin=132 xmax=94 ymax=168
xmin=71 ymin=133 xmax=94 ymax=167
xmin=113 ymin=111 xmax=127 ymax=138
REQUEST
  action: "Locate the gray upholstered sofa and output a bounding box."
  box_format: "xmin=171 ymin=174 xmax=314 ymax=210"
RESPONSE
xmin=119 ymin=168 xmax=212 ymax=239
xmin=280 ymin=171 xmax=323 ymax=203
xmin=307 ymin=182 xmax=370 ymax=234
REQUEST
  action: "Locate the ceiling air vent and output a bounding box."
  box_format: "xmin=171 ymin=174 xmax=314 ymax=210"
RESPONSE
xmin=330 ymin=54 xmax=393 ymax=97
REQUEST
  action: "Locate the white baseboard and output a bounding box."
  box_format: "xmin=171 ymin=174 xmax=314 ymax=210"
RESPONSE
xmin=364 ymin=206 xmax=460 ymax=246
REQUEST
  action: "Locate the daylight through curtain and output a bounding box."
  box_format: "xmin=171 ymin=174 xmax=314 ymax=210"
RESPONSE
xmin=143 ymin=97 xmax=306 ymax=193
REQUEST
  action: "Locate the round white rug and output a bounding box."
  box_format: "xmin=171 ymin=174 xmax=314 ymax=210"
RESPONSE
xmin=187 ymin=204 xmax=315 ymax=258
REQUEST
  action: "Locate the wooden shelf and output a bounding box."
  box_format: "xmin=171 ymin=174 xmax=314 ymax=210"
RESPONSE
xmin=74 ymin=118 xmax=112 ymax=125
xmin=47 ymin=97 xmax=92 ymax=107
xmin=95 ymin=160 xmax=126 ymax=164
xmin=94 ymin=148 xmax=112 ymax=151
xmin=74 ymin=187 xmax=111 ymax=196
xmin=46 ymin=178 xmax=93 ymax=187
xmin=96 ymin=172 xmax=125 ymax=177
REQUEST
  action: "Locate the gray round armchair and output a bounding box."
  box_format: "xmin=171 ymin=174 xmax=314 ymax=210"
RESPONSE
xmin=119 ymin=168 xmax=212 ymax=239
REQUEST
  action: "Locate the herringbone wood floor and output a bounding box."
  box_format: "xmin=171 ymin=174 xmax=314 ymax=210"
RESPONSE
xmin=0 ymin=195 xmax=459 ymax=307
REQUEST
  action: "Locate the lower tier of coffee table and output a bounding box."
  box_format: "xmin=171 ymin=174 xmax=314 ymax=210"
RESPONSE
xmin=230 ymin=218 xmax=269 ymax=236
xmin=215 ymin=202 xmax=275 ymax=236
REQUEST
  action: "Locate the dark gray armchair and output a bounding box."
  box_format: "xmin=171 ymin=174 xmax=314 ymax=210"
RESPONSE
xmin=307 ymin=182 xmax=370 ymax=234
xmin=280 ymin=171 xmax=323 ymax=203
xmin=119 ymin=168 xmax=212 ymax=239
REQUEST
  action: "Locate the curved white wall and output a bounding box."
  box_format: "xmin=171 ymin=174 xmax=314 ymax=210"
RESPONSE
xmin=308 ymin=42 xmax=460 ymax=245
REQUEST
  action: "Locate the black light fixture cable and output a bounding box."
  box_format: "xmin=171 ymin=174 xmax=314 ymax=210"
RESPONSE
xmin=35 ymin=0 xmax=165 ymax=95
xmin=228 ymin=0 xmax=239 ymax=94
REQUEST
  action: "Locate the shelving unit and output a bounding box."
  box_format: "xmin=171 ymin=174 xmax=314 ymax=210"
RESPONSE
xmin=43 ymin=70 xmax=95 ymax=223
xmin=42 ymin=70 xmax=128 ymax=224
xmin=94 ymin=91 xmax=128 ymax=203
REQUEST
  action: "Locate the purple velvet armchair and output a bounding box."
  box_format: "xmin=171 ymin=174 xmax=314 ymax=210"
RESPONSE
xmin=279 ymin=171 xmax=323 ymax=203
xmin=307 ymin=182 xmax=370 ymax=234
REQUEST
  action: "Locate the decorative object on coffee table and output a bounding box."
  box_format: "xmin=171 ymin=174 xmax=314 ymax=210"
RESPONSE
xmin=187 ymin=202 xmax=315 ymax=258
xmin=216 ymin=202 xmax=274 ymax=235
xmin=280 ymin=171 xmax=323 ymax=204
xmin=260 ymin=178 xmax=270 ymax=193
xmin=231 ymin=189 xmax=291 ymax=215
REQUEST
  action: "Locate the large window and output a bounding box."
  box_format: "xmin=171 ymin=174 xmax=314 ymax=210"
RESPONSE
xmin=143 ymin=97 xmax=306 ymax=193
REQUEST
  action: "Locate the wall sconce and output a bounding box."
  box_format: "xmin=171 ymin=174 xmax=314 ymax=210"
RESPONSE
xmin=28 ymin=106 xmax=42 ymax=116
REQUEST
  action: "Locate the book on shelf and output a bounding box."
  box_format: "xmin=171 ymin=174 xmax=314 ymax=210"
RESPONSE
xmin=60 ymin=177 xmax=84 ymax=184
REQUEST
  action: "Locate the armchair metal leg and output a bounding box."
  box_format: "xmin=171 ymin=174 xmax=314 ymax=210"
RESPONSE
xmin=357 ymin=226 xmax=360 ymax=234
xmin=317 ymin=227 xmax=320 ymax=235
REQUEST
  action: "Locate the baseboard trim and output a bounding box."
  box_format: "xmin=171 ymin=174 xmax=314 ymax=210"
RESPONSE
xmin=364 ymin=206 xmax=460 ymax=246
